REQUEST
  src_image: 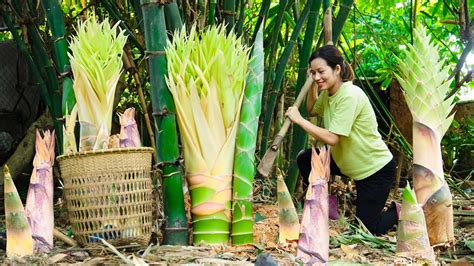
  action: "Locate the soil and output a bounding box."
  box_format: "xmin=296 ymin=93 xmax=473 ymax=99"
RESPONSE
xmin=0 ymin=200 xmax=472 ymax=265
xmin=0 ymin=178 xmax=472 ymax=265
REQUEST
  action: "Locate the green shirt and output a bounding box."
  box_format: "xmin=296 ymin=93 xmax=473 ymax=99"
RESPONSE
xmin=313 ymin=81 xmax=392 ymax=180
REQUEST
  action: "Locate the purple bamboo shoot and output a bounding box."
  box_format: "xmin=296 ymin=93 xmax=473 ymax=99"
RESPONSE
xmin=25 ymin=130 xmax=55 ymax=253
xmin=297 ymin=146 xmax=331 ymax=265
xmin=119 ymin=107 xmax=141 ymax=148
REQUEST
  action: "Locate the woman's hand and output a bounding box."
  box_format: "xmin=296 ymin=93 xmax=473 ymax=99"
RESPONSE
xmin=286 ymin=106 xmax=303 ymax=124
xmin=305 ymin=68 xmax=319 ymax=116
xmin=306 ymin=68 xmax=315 ymax=85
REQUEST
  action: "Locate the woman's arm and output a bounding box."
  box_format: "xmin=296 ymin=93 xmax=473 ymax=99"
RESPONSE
xmin=304 ymin=76 xmax=319 ymax=116
xmin=286 ymin=106 xmax=340 ymax=146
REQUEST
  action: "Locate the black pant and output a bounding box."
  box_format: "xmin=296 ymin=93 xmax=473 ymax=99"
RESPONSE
xmin=296 ymin=148 xmax=398 ymax=235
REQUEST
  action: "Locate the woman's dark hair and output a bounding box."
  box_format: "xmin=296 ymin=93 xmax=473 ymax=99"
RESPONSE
xmin=308 ymin=45 xmax=354 ymax=82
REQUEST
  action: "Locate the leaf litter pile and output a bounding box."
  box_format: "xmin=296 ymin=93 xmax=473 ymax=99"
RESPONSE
xmin=0 ymin=177 xmax=473 ymax=265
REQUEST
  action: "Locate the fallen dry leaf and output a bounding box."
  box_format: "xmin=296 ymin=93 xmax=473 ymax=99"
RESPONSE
xmin=340 ymin=244 xmax=359 ymax=260
xmin=47 ymin=253 xmax=68 ymax=264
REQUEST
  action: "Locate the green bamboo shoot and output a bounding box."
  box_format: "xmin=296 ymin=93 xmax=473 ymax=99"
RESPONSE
xmin=4 ymin=165 xmax=34 ymax=257
xmin=166 ymin=25 xmax=250 ymax=244
xmin=69 ymin=14 xmax=127 ymax=152
xmin=396 ymin=184 xmax=435 ymax=262
xmin=277 ymin=174 xmax=300 ymax=243
xmin=231 ymin=24 xmax=264 ymax=245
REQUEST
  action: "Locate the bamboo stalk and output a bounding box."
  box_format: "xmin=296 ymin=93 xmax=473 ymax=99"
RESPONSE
xmin=260 ymin=1 xmax=314 ymax=162
xmin=286 ymin=0 xmax=322 ymax=194
xmin=259 ymin=0 xmax=290 ymax=157
xmin=392 ymin=152 xmax=404 ymax=199
xmin=250 ymin=0 xmax=271 ymax=45
xmin=41 ymin=0 xmax=76 ymax=116
xmin=222 ymin=0 xmax=236 ymax=32
xmin=453 ymin=200 xmax=474 ymax=206
xmin=453 ymin=210 xmax=474 ymax=216
xmin=164 ymin=0 xmax=183 ymax=32
xmin=235 ymin=0 xmax=245 ymax=37
xmin=130 ymin=0 xmax=145 ymax=32
xmin=140 ymin=0 xmax=188 ymax=245
xmin=208 ymin=0 xmax=217 ymax=25
xmin=323 ymin=4 xmax=332 ymax=44
xmin=331 ymin=0 xmax=354 ymax=44
xmin=102 ymin=0 xmax=145 ymax=53
xmin=11 ymin=0 xmax=63 ymax=151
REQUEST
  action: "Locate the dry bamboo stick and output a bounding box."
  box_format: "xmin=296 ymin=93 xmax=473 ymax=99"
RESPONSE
xmin=53 ymin=228 xmax=78 ymax=247
xmin=122 ymin=44 xmax=157 ymax=159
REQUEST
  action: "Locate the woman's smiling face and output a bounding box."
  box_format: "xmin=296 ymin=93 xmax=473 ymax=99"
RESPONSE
xmin=309 ymin=57 xmax=342 ymax=95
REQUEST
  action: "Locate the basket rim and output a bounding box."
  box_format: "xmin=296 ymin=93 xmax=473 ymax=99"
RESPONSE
xmin=56 ymin=147 xmax=154 ymax=161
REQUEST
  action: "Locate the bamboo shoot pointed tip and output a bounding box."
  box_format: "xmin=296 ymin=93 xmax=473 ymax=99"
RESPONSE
xmin=3 ymin=165 xmax=10 ymax=176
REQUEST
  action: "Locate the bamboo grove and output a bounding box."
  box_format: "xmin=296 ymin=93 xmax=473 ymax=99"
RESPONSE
xmin=0 ymin=0 xmax=470 ymax=251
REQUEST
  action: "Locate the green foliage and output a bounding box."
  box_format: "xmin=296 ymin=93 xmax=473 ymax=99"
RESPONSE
xmin=330 ymin=223 xmax=396 ymax=253
xmin=0 ymin=32 xmax=13 ymax=41
xmin=61 ymin=0 xmax=87 ymax=15
xmin=342 ymin=0 xmax=471 ymax=91
xmin=466 ymin=240 xmax=474 ymax=252
xmin=441 ymin=116 xmax=474 ymax=170
xmin=254 ymin=212 xmax=267 ymax=223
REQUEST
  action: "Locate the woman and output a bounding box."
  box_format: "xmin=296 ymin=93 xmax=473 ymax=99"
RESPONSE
xmin=286 ymin=45 xmax=398 ymax=235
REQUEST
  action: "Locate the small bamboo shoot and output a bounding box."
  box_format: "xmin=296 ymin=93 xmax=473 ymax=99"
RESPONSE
xmin=277 ymin=174 xmax=300 ymax=243
xmin=396 ymin=184 xmax=435 ymax=262
xmin=4 ymin=165 xmax=34 ymax=257
xmin=119 ymin=107 xmax=141 ymax=148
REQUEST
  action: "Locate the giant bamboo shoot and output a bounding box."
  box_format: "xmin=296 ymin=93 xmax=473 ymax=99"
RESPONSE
xmin=69 ymin=14 xmax=127 ymax=152
xmin=166 ymin=25 xmax=250 ymax=244
xmin=394 ymin=25 xmax=455 ymax=246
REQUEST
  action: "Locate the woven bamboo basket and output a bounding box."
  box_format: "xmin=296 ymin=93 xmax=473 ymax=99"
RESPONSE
xmin=57 ymin=147 xmax=154 ymax=247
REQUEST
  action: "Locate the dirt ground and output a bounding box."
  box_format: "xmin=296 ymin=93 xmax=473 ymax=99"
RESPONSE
xmin=0 ymin=200 xmax=472 ymax=265
xmin=0 ymin=176 xmax=473 ymax=265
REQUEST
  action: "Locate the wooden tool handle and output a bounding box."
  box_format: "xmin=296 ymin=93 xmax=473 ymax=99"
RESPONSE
xmin=272 ymin=79 xmax=314 ymax=146
xmin=257 ymin=79 xmax=315 ymax=177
